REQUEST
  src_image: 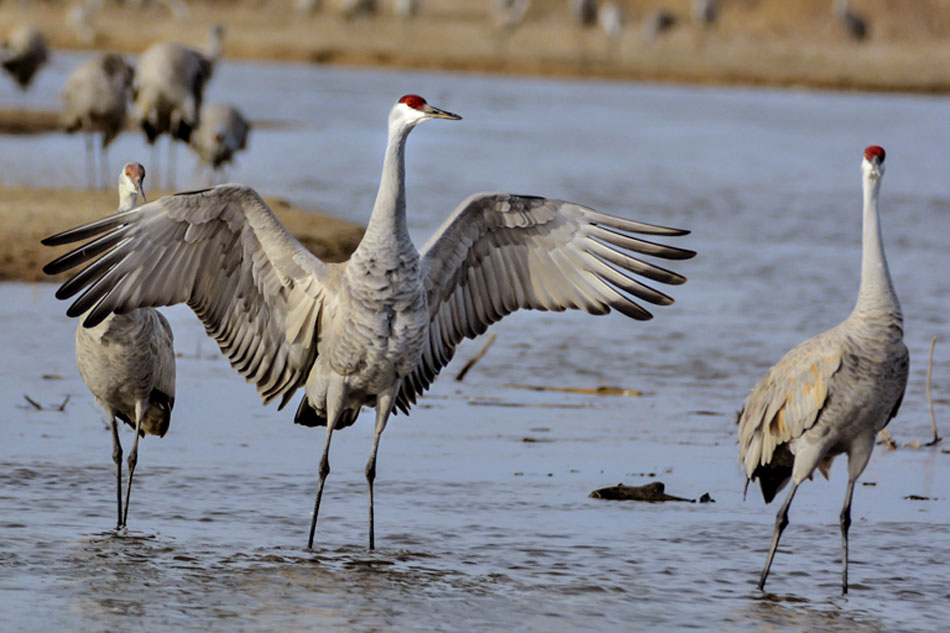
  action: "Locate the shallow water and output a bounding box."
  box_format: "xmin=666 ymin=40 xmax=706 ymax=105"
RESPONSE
xmin=2 ymin=56 xmax=950 ymax=631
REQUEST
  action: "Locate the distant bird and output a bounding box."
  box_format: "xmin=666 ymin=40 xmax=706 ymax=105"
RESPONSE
xmin=295 ymin=0 xmax=323 ymax=13
xmin=833 ymin=0 xmax=868 ymax=41
xmin=737 ymin=145 xmax=908 ymax=594
xmin=392 ymin=0 xmax=420 ymax=19
xmin=66 ymin=0 xmax=102 ymax=45
xmin=70 ymin=162 xmax=176 ymax=530
xmin=598 ymin=1 xmax=626 ymax=53
xmin=133 ymin=23 xmax=224 ymax=188
xmin=691 ymin=0 xmax=717 ymax=28
xmin=0 ymin=25 xmax=49 ymax=90
xmin=492 ymin=0 xmax=531 ymax=33
xmin=567 ymin=0 xmax=597 ymax=27
xmin=341 ymin=0 xmax=377 ymax=19
xmin=61 ymin=53 xmax=135 ymax=189
xmin=642 ymin=8 xmax=676 ymax=44
xmin=43 ymin=94 xmax=695 ymax=550
xmin=190 ymin=102 xmax=251 ymax=183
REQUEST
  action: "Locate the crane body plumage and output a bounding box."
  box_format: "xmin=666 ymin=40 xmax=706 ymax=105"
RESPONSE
xmin=1 ymin=25 xmax=49 ymax=90
xmin=44 ymin=95 xmax=694 ymax=549
xmin=72 ymin=163 xmax=176 ymax=529
xmin=61 ymin=53 xmax=135 ymax=189
xmin=737 ymin=145 xmax=908 ymax=594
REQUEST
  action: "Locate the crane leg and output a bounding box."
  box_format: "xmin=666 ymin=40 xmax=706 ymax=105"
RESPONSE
xmin=99 ymin=141 xmax=109 ymax=192
xmin=150 ymin=142 xmax=161 ymax=195
xmin=85 ymin=133 xmax=96 ymax=190
xmin=307 ymin=382 xmax=347 ymax=549
xmin=121 ymin=403 xmax=146 ymax=528
xmin=840 ymin=479 xmax=856 ymax=594
xmin=365 ymin=391 xmax=395 ymax=551
xmin=110 ymin=416 xmax=123 ymax=530
xmin=166 ymin=138 xmax=177 ymax=190
xmin=759 ymin=481 xmax=799 ymax=591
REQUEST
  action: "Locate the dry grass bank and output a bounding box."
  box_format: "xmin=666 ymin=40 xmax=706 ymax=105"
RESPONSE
xmin=0 ymin=0 xmax=949 ymax=93
xmin=2 ymin=186 xmax=364 ymax=282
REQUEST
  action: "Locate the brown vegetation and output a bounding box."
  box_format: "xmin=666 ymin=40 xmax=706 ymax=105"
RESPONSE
xmin=0 ymin=0 xmax=948 ymax=93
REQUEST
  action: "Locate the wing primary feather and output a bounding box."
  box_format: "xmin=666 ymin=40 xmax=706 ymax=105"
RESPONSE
xmin=584 ymin=239 xmax=688 ymax=285
xmin=581 ymin=208 xmax=691 ymax=237
xmin=588 ymin=225 xmax=696 ymax=260
xmin=43 ymin=231 xmax=131 ymax=276
xmin=40 ymin=211 xmax=131 ymax=247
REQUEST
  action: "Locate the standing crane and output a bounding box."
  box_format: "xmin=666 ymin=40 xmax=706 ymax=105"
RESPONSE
xmin=61 ymin=53 xmax=135 ymax=189
xmin=737 ymin=145 xmax=908 ymax=594
xmin=0 ymin=25 xmax=49 ymax=91
xmin=43 ymin=95 xmax=695 ymax=550
xmin=833 ymin=0 xmax=868 ymax=41
xmin=133 ymin=23 xmax=224 ymax=189
xmin=189 ymin=102 xmax=251 ymax=184
xmin=71 ymin=162 xmax=176 ymax=530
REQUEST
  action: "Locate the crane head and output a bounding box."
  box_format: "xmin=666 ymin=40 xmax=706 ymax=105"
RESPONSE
xmin=862 ymin=145 xmax=885 ymax=179
xmin=118 ymin=162 xmax=147 ymax=212
xmin=393 ymin=94 xmax=462 ymax=128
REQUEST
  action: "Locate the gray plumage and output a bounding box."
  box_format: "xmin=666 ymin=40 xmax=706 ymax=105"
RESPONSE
xmin=1 ymin=25 xmax=49 ymax=90
xmin=43 ymin=95 xmax=695 ymax=550
xmin=833 ymin=0 xmax=868 ymax=41
xmin=568 ymin=0 xmax=597 ymax=27
xmin=190 ymin=102 xmax=250 ymax=178
xmin=692 ymin=0 xmax=717 ymax=28
xmin=642 ymin=9 xmax=676 ymax=44
xmin=737 ymin=145 xmax=908 ymax=594
xmin=73 ymin=162 xmax=176 ymax=529
xmin=61 ymin=53 xmax=135 ymax=189
xmin=133 ymin=23 xmax=223 ymax=145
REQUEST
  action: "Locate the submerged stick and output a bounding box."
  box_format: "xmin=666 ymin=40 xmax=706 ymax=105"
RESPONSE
xmin=455 ymin=333 xmax=497 ymax=382
xmin=925 ymin=336 xmax=942 ymax=446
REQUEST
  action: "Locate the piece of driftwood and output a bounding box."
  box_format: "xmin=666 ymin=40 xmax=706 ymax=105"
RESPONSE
xmin=504 ymin=384 xmax=643 ymax=396
xmin=455 ymin=333 xmax=497 ymax=381
xmin=589 ymin=481 xmax=694 ymax=502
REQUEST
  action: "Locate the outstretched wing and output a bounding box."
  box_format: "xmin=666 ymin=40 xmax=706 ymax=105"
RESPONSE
xmin=394 ymin=192 xmax=695 ymax=413
xmin=737 ymin=330 xmax=844 ymax=479
xmin=43 ymin=184 xmax=330 ymax=409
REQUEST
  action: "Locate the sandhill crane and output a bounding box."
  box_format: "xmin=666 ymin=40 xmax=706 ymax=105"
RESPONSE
xmin=692 ymin=0 xmax=717 ymax=28
xmin=0 ymin=25 xmax=49 ymax=91
xmin=43 ymin=94 xmax=695 ymax=550
xmin=737 ymin=145 xmax=908 ymax=594
xmin=568 ymin=0 xmax=597 ymax=27
xmin=190 ymin=102 xmax=251 ymax=183
xmin=833 ymin=0 xmax=868 ymax=41
xmin=492 ymin=0 xmax=531 ymax=32
xmin=66 ymin=0 xmax=102 ymax=45
xmin=642 ymin=8 xmax=676 ymax=44
xmin=341 ymin=0 xmax=377 ymax=19
xmin=61 ymin=53 xmax=135 ymax=189
xmin=71 ymin=162 xmax=176 ymax=530
xmin=598 ymin=2 xmax=626 ymax=56
xmin=392 ymin=0 xmax=420 ymax=19
xmin=133 ymin=23 xmax=224 ymax=189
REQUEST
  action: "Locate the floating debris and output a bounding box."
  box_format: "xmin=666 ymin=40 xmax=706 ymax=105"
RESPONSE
xmin=504 ymin=383 xmax=643 ymax=397
xmin=699 ymin=492 xmax=715 ymax=503
xmin=589 ymin=481 xmax=694 ymax=503
xmin=904 ymin=494 xmax=933 ymax=501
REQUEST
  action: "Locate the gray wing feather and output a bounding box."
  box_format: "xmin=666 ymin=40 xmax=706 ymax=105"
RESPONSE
xmin=395 ymin=193 xmax=695 ymax=412
xmin=737 ymin=330 xmax=843 ymax=479
xmin=44 ymin=184 xmax=328 ymax=407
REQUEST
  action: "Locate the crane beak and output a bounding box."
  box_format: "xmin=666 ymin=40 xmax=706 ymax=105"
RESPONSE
xmin=423 ymin=104 xmax=462 ymax=120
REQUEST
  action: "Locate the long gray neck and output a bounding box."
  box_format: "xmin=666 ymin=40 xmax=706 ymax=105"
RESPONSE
xmin=356 ymin=120 xmax=413 ymax=257
xmin=853 ymin=174 xmax=900 ymax=319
